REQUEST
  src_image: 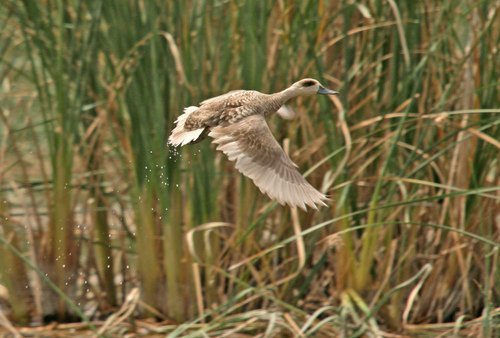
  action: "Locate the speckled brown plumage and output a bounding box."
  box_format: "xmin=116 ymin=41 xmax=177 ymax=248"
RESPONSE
xmin=168 ymin=78 xmax=338 ymax=210
xmin=184 ymin=90 xmax=283 ymax=130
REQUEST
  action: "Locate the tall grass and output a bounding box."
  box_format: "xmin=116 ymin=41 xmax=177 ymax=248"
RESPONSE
xmin=0 ymin=0 xmax=498 ymax=336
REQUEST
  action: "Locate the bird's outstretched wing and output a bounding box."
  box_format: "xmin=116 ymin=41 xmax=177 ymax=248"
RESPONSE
xmin=208 ymin=114 xmax=328 ymax=210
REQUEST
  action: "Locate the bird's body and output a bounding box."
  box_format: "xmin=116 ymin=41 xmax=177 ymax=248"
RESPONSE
xmin=168 ymin=78 xmax=338 ymax=211
xmin=182 ymin=90 xmax=283 ymax=130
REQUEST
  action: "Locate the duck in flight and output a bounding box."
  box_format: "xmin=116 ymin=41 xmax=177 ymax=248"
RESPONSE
xmin=168 ymin=78 xmax=338 ymax=211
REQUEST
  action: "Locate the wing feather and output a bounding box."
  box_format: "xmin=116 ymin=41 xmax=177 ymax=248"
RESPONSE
xmin=209 ymin=115 xmax=328 ymax=210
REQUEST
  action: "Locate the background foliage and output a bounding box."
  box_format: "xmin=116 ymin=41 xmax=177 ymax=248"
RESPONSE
xmin=0 ymin=0 xmax=499 ymax=336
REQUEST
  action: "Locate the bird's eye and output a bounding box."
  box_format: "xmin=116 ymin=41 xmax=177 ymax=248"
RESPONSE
xmin=302 ymin=81 xmax=316 ymax=87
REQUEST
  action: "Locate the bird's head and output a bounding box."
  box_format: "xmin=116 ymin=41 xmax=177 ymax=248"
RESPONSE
xmin=288 ymin=78 xmax=339 ymax=96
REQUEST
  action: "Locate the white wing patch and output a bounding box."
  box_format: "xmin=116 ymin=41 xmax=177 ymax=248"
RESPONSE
xmin=277 ymin=105 xmax=297 ymax=120
xmin=168 ymin=106 xmax=205 ymax=146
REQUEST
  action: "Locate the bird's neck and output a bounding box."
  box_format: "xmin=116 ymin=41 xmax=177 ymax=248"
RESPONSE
xmin=268 ymin=88 xmax=299 ymax=111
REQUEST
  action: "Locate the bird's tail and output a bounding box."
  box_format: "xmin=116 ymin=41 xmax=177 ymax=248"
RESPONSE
xmin=168 ymin=106 xmax=205 ymax=147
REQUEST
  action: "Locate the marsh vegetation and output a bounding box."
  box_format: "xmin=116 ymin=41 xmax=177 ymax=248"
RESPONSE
xmin=0 ymin=1 xmax=499 ymax=337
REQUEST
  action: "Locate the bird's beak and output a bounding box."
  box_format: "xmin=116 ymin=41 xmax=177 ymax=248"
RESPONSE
xmin=317 ymin=86 xmax=339 ymax=95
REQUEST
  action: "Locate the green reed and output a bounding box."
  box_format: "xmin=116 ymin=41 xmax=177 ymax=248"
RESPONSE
xmin=0 ymin=0 xmax=498 ymax=336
